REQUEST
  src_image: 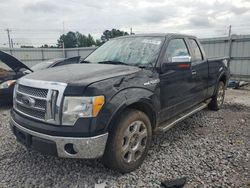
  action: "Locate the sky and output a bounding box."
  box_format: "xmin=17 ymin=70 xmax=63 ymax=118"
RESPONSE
xmin=0 ymin=0 xmax=250 ymax=47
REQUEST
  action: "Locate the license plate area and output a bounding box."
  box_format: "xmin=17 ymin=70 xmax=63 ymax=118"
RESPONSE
xmin=14 ymin=128 xmax=32 ymax=147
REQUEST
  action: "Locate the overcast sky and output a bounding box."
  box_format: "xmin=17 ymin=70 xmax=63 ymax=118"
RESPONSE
xmin=0 ymin=0 xmax=250 ymax=47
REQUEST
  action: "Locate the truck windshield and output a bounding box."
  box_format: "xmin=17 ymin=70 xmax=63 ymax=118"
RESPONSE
xmin=85 ymin=37 xmax=165 ymax=67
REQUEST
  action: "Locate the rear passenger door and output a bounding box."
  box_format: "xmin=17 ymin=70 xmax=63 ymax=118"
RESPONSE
xmin=187 ymin=38 xmax=209 ymax=103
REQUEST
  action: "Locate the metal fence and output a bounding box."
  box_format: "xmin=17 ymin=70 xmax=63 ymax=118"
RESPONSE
xmin=1 ymin=35 xmax=250 ymax=81
xmin=0 ymin=47 xmax=96 ymax=67
xmin=200 ymin=35 xmax=250 ymax=81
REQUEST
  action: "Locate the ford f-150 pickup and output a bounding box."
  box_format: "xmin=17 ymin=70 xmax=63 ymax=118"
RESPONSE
xmin=10 ymin=33 xmax=229 ymax=173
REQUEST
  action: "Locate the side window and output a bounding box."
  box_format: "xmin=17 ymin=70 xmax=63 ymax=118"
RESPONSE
xmin=164 ymin=39 xmax=189 ymax=63
xmin=189 ymin=39 xmax=203 ymax=61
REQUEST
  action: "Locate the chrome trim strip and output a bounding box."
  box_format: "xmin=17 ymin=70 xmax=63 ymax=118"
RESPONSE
xmin=157 ymin=102 xmax=209 ymax=133
xmin=46 ymin=89 xmax=53 ymax=121
xmin=51 ymin=90 xmax=58 ymax=120
xmin=18 ymin=78 xmax=67 ymax=89
xmin=10 ymin=117 xmax=108 ymax=159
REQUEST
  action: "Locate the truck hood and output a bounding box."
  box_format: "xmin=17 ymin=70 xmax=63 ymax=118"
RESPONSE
xmin=0 ymin=50 xmax=33 ymax=73
xmin=23 ymin=63 xmax=140 ymax=86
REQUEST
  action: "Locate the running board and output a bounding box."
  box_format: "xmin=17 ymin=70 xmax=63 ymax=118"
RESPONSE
xmin=155 ymin=101 xmax=210 ymax=133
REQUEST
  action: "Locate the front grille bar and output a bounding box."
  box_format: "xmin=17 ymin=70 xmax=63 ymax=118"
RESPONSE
xmin=46 ymin=90 xmax=58 ymax=123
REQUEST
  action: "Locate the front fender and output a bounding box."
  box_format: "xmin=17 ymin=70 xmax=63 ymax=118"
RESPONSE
xmin=90 ymin=87 xmax=160 ymax=135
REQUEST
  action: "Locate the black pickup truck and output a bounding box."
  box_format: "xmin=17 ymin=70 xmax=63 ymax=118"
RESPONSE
xmin=10 ymin=34 xmax=229 ymax=173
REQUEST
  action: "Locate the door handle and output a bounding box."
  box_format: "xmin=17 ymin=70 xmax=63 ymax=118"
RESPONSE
xmin=191 ymin=70 xmax=197 ymax=75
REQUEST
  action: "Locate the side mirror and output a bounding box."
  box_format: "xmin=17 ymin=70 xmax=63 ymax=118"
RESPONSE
xmin=171 ymin=55 xmax=191 ymax=63
xmin=161 ymin=55 xmax=191 ymax=72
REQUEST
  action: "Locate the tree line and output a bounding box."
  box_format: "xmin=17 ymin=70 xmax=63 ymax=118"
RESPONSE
xmin=39 ymin=29 xmax=131 ymax=48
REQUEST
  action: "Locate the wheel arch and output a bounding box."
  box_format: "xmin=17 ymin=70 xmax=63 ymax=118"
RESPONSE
xmin=213 ymin=71 xmax=228 ymax=96
xmin=106 ymin=99 xmax=157 ymax=132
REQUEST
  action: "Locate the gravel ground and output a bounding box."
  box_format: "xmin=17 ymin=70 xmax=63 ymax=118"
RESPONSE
xmin=0 ymin=87 xmax=250 ymax=188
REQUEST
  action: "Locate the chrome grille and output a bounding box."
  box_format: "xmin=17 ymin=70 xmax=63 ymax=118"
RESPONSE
xmin=18 ymin=85 xmax=48 ymax=98
xmin=35 ymin=99 xmax=47 ymax=109
xmin=16 ymin=103 xmax=46 ymax=119
xmin=16 ymin=93 xmax=47 ymax=110
xmin=13 ymin=79 xmax=67 ymax=125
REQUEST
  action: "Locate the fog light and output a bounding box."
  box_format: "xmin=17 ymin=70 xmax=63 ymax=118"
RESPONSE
xmin=64 ymin=143 xmax=78 ymax=155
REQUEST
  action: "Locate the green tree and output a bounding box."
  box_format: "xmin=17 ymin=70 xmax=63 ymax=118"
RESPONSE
xmin=76 ymin=32 xmax=87 ymax=47
xmin=41 ymin=44 xmax=49 ymax=48
xmin=20 ymin=45 xmax=34 ymax=48
xmin=86 ymin=34 xmax=95 ymax=47
xmin=101 ymin=29 xmax=129 ymax=43
xmin=95 ymin=39 xmax=102 ymax=46
xmin=40 ymin=44 xmax=58 ymax=48
xmin=75 ymin=32 xmax=96 ymax=47
xmin=57 ymin=31 xmax=77 ymax=48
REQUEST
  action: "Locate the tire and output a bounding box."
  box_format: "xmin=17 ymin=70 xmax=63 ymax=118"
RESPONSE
xmin=102 ymin=109 xmax=152 ymax=173
xmin=208 ymin=81 xmax=225 ymax=111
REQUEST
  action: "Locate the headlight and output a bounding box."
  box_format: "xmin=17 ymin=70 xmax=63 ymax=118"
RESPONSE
xmin=0 ymin=80 xmax=16 ymax=89
xmin=62 ymin=96 xmax=105 ymax=125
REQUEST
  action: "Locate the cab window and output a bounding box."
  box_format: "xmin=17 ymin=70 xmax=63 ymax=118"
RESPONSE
xmin=164 ymin=39 xmax=189 ymax=63
xmin=189 ymin=39 xmax=203 ymax=61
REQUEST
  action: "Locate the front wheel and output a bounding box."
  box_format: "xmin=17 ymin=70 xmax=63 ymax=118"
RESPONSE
xmin=102 ymin=109 xmax=152 ymax=173
xmin=208 ymin=81 xmax=225 ymax=110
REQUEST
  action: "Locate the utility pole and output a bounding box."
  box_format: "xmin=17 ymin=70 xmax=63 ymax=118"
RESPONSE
xmin=11 ymin=39 xmax=14 ymax=48
xmin=6 ymin=28 xmax=12 ymax=49
xmin=228 ymin=25 xmax=232 ymax=63
xmin=130 ymin=27 xmax=134 ymax=35
xmin=228 ymin=25 xmax=232 ymax=37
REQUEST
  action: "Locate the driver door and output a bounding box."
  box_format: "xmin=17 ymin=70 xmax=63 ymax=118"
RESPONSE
xmin=159 ymin=38 xmax=193 ymax=122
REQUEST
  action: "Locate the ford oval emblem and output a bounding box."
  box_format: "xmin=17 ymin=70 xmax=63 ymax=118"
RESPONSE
xmin=21 ymin=96 xmax=35 ymax=107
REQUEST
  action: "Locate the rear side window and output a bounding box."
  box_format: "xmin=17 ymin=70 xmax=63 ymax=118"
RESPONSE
xmin=164 ymin=39 xmax=189 ymax=63
xmin=189 ymin=39 xmax=203 ymax=61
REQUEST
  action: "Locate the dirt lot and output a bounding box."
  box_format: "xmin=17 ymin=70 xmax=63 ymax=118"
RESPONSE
xmin=0 ymin=87 xmax=249 ymax=188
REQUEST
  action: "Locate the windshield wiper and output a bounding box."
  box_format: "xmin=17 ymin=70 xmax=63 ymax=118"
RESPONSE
xmin=97 ymin=60 xmax=129 ymax=66
xmin=80 ymin=60 xmax=92 ymax=64
xmin=97 ymin=60 xmax=154 ymax=69
xmin=134 ymin=62 xmax=154 ymax=69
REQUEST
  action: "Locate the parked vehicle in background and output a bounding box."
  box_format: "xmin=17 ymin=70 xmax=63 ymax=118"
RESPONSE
xmin=30 ymin=56 xmax=80 ymax=71
xmin=10 ymin=34 xmax=229 ymax=173
xmin=0 ymin=51 xmax=32 ymax=104
xmin=0 ymin=50 xmax=80 ymax=104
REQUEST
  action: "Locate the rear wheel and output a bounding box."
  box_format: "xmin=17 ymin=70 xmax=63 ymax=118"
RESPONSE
xmin=102 ymin=109 xmax=152 ymax=173
xmin=208 ymin=81 xmax=225 ymax=110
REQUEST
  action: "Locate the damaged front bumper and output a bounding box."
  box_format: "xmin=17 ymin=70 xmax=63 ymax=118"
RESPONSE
xmin=10 ymin=116 xmax=108 ymax=159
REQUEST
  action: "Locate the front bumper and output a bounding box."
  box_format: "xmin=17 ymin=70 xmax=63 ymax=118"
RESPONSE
xmin=10 ymin=117 xmax=108 ymax=159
